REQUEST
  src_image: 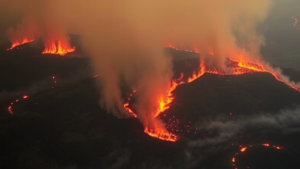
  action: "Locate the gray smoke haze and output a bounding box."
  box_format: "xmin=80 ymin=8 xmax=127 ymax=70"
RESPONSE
xmin=0 ymin=0 xmax=274 ymax=129
xmin=189 ymin=106 xmax=300 ymax=148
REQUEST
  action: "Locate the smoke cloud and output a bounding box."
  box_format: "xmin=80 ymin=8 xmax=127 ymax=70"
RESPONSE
xmin=0 ymin=0 xmax=274 ymax=130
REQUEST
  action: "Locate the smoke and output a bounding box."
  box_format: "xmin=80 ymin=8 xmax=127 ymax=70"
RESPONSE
xmin=0 ymin=0 xmax=274 ymax=130
xmin=5 ymin=16 xmax=39 ymax=44
xmin=263 ymin=62 xmax=300 ymax=89
xmin=189 ymin=106 xmax=300 ymax=148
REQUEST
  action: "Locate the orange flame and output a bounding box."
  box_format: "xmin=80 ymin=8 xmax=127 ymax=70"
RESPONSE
xmin=262 ymin=143 xmax=270 ymax=147
xmin=123 ymin=103 xmax=137 ymax=118
xmin=123 ymin=59 xmax=206 ymax=142
xmin=123 ymin=45 xmax=300 ymax=142
xmin=187 ymin=61 xmax=205 ymax=83
xmin=144 ymin=127 xmax=177 ymax=142
xmin=43 ymin=40 xmax=75 ymax=56
xmin=240 ymin=147 xmax=247 ymax=152
xmin=7 ymin=38 xmax=34 ymax=50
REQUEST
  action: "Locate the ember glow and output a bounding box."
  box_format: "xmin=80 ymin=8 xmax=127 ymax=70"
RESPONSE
xmin=7 ymin=38 xmax=34 ymax=50
xmin=240 ymin=147 xmax=247 ymax=152
xmin=232 ymin=143 xmax=283 ymax=168
xmin=43 ymin=40 xmax=75 ymax=56
xmin=7 ymin=76 xmax=58 ymax=114
xmin=7 ymin=95 xmax=28 ymax=114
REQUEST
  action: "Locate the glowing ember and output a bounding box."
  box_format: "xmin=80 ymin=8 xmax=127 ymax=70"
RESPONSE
xmin=240 ymin=147 xmax=247 ymax=152
xmin=123 ymin=103 xmax=137 ymax=118
xmin=262 ymin=143 xmax=270 ymax=147
xmin=123 ymin=59 xmax=206 ymax=142
xmin=7 ymin=38 xmax=34 ymax=50
xmin=7 ymin=94 xmax=29 ymax=114
xmin=43 ymin=40 xmax=75 ymax=56
xmin=144 ymin=127 xmax=177 ymax=142
xmin=8 ymin=76 xmax=59 ymax=114
xmin=232 ymin=143 xmax=283 ymax=168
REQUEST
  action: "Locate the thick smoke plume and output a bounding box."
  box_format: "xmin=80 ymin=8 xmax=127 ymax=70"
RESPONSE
xmin=0 ymin=0 xmax=274 ymax=130
xmin=5 ymin=16 xmax=39 ymax=45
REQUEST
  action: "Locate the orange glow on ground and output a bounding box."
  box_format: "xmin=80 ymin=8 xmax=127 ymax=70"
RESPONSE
xmin=7 ymin=38 xmax=34 ymax=50
xmin=43 ymin=40 xmax=75 ymax=56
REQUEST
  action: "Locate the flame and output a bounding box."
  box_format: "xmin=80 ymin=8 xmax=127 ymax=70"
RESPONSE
xmin=123 ymin=59 xmax=206 ymax=142
xmin=43 ymin=40 xmax=75 ymax=56
xmin=7 ymin=38 xmax=34 ymax=50
xmin=232 ymin=143 xmax=282 ymax=166
xmin=122 ymin=45 xmax=300 ymax=142
xmin=208 ymin=47 xmax=214 ymax=55
xmin=262 ymin=143 xmax=270 ymax=147
xmin=187 ymin=61 xmax=205 ymax=83
xmin=240 ymin=147 xmax=247 ymax=152
xmin=274 ymin=146 xmax=281 ymax=150
xmin=144 ymin=127 xmax=177 ymax=142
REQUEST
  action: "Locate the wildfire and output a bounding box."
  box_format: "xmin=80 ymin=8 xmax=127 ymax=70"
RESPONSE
xmin=7 ymin=38 xmax=34 ymax=50
xmin=166 ymin=44 xmax=200 ymax=53
xmin=187 ymin=61 xmax=205 ymax=83
xmin=43 ymin=40 xmax=75 ymax=56
xmin=123 ymin=58 xmax=206 ymax=142
xmin=122 ymin=45 xmax=300 ymax=142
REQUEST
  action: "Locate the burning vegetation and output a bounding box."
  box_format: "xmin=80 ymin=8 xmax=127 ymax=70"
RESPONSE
xmin=42 ymin=39 xmax=75 ymax=56
xmin=121 ymin=45 xmax=300 ymax=142
xmin=4 ymin=0 xmax=299 ymax=144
